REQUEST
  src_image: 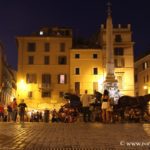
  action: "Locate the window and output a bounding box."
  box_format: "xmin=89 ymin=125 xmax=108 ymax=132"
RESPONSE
xmin=45 ymin=43 xmax=50 ymax=52
xmin=28 ymin=56 xmax=34 ymax=64
xmin=93 ymin=54 xmax=98 ymax=59
xmin=75 ymin=68 xmax=80 ymax=75
xmin=144 ymin=76 xmax=146 ymax=83
xmin=115 ymin=34 xmax=122 ymax=42
xmin=58 ymin=74 xmax=67 ymax=84
xmin=28 ymin=43 xmax=36 ymax=52
xmin=44 ymin=56 xmax=49 ymax=65
xmin=42 ymin=74 xmax=51 ymax=84
xmin=60 ymin=43 xmax=65 ymax=52
xmin=75 ymin=82 xmax=80 ymax=95
xmin=58 ymin=56 xmax=67 ymax=65
xmin=75 ymin=54 xmax=80 ymax=59
xmin=135 ymin=74 xmax=138 ymax=83
xmin=114 ymin=48 xmax=124 ymax=55
xmin=59 ymin=92 xmax=64 ymax=98
xmin=28 ymin=91 xmax=33 ymax=98
xmin=114 ymin=58 xmax=125 ymax=67
xmin=93 ymin=68 xmax=98 ymax=75
xmin=26 ymin=74 xmax=37 ymax=83
xmin=42 ymin=91 xmax=51 ymax=97
xmin=143 ymin=62 xmax=148 ymax=70
xmin=147 ymin=75 xmax=149 ymax=82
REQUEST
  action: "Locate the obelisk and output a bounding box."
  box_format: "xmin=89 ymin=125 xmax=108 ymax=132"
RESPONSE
xmin=104 ymin=2 xmax=118 ymax=99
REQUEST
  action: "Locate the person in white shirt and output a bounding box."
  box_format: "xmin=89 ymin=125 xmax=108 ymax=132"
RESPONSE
xmin=81 ymin=90 xmax=91 ymax=122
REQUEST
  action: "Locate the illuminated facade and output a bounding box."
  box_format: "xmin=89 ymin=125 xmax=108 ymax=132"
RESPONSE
xmin=16 ymin=27 xmax=72 ymax=110
xmin=135 ymin=54 xmax=150 ymax=96
xmin=0 ymin=42 xmax=16 ymax=105
xmin=100 ymin=24 xmax=134 ymax=96
xmin=70 ymin=49 xmax=104 ymax=95
xmin=16 ymin=24 xmax=135 ymax=110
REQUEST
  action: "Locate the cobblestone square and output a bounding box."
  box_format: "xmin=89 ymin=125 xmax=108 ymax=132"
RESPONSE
xmin=0 ymin=122 xmax=150 ymax=150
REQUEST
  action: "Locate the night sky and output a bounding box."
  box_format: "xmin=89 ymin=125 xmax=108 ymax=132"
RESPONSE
xmin=0 ymin=0 xmax=150 ymax=69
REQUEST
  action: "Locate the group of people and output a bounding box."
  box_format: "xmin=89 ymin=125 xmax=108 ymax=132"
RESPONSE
xmin=0 ymin=99 xmax=27 ymax=123
xmin=0 ymin=90 xmax=149 ymax=124
xmin=51 ymin=106 xmax=78 ymax=123
xmin=81 ymin=89 xmax=113 ymax=123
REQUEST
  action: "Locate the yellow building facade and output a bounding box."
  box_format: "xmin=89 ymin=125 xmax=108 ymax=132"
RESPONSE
xmin=135 ymin=54 xmax=150 ymax=96
xmin=70 ymin=49 xmax=104 ymax=95
xmin=16 ymin=27 xmax=72 ymax=110
xmin=70 ymin=24 xmax=135 ymax=96
xmin=100 ymin=24 xmax=135 ymax=96
xmin=16 ymin=25 xmax=135 ymax=110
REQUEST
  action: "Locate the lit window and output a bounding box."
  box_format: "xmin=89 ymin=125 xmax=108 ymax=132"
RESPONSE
xmin=143 ymin=62 xmax=148 ymax=70
xmin=58 ymin=74 xmax=67 ymax=84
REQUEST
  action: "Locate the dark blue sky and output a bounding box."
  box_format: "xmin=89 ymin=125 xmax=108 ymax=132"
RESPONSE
xmin=0 ymin=0 xmax=150 ymax=69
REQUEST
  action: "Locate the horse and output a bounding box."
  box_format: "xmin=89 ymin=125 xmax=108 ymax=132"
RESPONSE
xmin=114 ymin=94 xmax=150 ymax=121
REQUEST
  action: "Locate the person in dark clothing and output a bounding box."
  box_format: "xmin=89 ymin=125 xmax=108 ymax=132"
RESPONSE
xmin=0 ymin=103 xmax=4 ymax=121
xmin=12 ymin=98 xmax=18 ymax=122
xmin=18 ymin=99 xmax=27 ymax=123
xmin=7 ymin=103 xmax=13 ymax=122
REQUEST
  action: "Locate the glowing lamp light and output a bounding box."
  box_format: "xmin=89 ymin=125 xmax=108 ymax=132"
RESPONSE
xmin=17 ymin=79 xmax=27 ymax=91
xmin=144 ymin=85 xmax=148 ymax=90
xmin=39 ymin=31 xmax=43 ymax=35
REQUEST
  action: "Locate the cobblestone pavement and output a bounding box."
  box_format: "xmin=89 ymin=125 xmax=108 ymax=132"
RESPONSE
xmin=0 ymin=122 xmax=150 ymax=150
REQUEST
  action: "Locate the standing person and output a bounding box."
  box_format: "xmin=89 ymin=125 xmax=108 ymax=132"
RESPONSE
xmin=81 ymin=90 xmax=91 ymax=122
xmin=106 ymin=98 xmax=113 ymax=123
xmin=101 ymin=89 xmax=109 ymax=123
xmin=12 ymin=98 xmax=18 ymax=122
xmin=0 ymin=103 xmax=4 ymax=121
xmin=7 ymin=102 xmax=13 ymax=122
xmin=18 ymin=99 xmax=27 ymax=123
